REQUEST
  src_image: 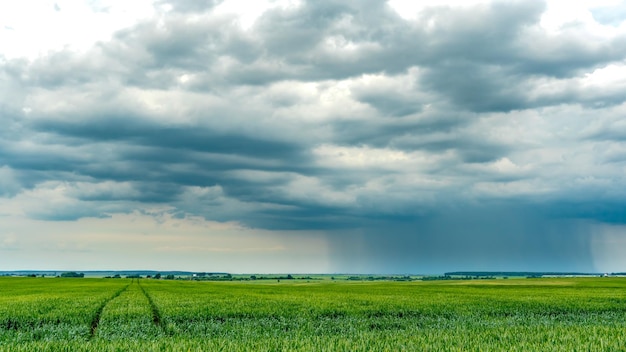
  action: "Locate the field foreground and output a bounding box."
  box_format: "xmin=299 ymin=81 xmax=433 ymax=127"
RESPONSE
xmin=1 ymin=277 xmax=625 ymax=351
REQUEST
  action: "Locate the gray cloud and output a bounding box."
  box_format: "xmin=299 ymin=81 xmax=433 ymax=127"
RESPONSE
xmin=156 ymin=0 xmax=222 ymax=14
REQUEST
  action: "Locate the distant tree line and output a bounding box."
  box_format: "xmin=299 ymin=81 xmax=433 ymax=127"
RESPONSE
xmin=346 ymin=275 xmax=416 ymax=282
xmin=421 ymin=275 xmax=496 ymax=281
xmin=444 ymin=272 xmax=600 ymax=277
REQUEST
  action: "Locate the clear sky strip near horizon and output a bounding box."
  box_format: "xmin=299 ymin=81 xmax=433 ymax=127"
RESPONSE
xmin=1 ymin=0 xmax=626 ymax=274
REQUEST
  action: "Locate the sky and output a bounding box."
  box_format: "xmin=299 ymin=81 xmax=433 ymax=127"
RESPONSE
xmin=1 ymin=0 xmax=626 ymax=274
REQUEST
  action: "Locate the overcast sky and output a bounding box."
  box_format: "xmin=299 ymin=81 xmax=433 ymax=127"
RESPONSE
xmin=2 ymin=0 xmax=626 ymax=274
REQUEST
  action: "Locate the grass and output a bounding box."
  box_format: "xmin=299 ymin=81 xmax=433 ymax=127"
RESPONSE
xmin=1 ymin=277 xmax=625 ymax=351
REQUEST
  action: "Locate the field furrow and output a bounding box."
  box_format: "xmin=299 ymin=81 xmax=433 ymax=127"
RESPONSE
xmin=138 ymin=281 xmax=163 ymax=330
xmin=94 ymin=281 xmax=163 ymax=340
xmin=90 ymin=283 xmax=130 ymax=338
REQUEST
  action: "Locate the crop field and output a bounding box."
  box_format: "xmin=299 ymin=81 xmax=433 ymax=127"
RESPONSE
xmin=1 ymin=277 xmax=625 ymax=351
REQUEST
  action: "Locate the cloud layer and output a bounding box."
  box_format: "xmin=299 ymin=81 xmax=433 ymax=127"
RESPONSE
xmin=1 ymin=0 xmax=626 ymax=273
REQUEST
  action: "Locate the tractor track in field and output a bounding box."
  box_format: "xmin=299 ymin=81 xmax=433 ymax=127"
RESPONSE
xmin=89 ymin=281 xmax=131 ymax=339
xmin=137 ymin=281 xmax=164 ymax=331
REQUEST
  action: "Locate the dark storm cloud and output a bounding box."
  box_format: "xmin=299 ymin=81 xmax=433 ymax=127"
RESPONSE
xmin=423 ymin=64 xmax=517 ymax=112
xmin=32 ymin=116 xmax=304 ymax=160
xmin=326 ymin=204 xmax=596 ymax=274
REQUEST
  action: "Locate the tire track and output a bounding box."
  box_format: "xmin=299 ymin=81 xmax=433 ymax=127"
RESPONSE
xmin=89 ymin=282 xmax=131 ymax=339
xmin=137 ymin=281 xmax=164 ymax=331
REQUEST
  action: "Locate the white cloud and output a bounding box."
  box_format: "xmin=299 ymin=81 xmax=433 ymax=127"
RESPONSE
xmin=1 ymin=180 xmax=138 ymax=219
xmin=388 ymin=0 xmax=491 ymax=20
xmin=471 ymin=180 xmax=555 ymax=198
xmin=214 ymin=0 xmax=303 ymax=30
xmin=313 ymin=144 xmax=411 ymax=169
xmin=582 ymin=63 xmax=626 ymax=88
xmin=540 ymin=0 xmax=626 ymax=35
xmin=0 ymin=0 xmax=155 ymax=59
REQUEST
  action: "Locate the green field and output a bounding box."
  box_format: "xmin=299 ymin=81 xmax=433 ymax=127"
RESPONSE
xmin=1 ymin=277 xmax=625 ymax=351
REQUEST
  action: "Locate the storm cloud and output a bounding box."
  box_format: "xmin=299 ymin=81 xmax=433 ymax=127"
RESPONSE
xmin=1 ymin=0 xmax=626 ymax=273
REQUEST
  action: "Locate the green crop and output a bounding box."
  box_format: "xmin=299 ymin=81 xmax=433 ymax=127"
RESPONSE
xmin=1 ymin=277 xmax=625 ymax=351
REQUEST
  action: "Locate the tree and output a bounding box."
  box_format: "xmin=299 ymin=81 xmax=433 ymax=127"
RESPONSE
xmin=60 ymin=272 xmax=84 ymax=278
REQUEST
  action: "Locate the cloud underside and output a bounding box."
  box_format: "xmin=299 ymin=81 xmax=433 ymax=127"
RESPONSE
xmin=1 ymin=0 xmax=626 ymax=271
